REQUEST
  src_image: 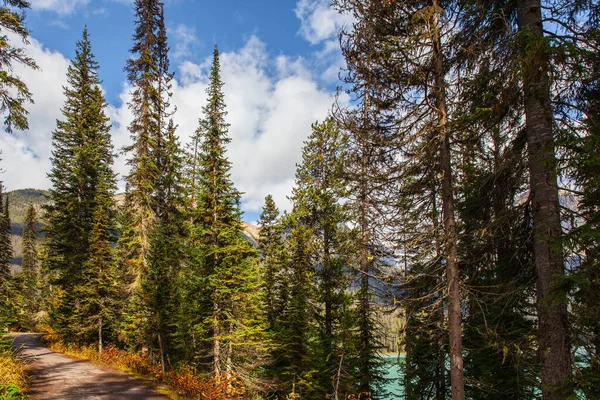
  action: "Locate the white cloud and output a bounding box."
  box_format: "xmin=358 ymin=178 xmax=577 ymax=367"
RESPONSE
xmin=0 ymin=28 xmax=343 ymax=219
xmin=0 ymin=36 xmax=69 ymax=191
xmin=171 ymin=23 xmax=199 ymax=61
xmin=295 ymin=0 xmax=351 ymax=45
xmin=109 ymin=35 xmax=338 ymax=215
xmin=294 ymin=0 xmax=352 ymax=83
xmin=31 ymin=0 xmax=90 ymax=15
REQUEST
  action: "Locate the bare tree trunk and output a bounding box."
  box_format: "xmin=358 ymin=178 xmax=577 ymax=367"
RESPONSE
xmin=226 ymin=324 xmax=233 ymax=380
xmin=98 ymin=314 xmax=103 ymax=354
xmin=213 ymin=301 xmax=221 ymax=377
xmin=431 ymin=2 xmax=464 ymax=399
xmin=516 ymin=1 xmax=571 ymax=398
xmin=358 ymin=89 xmax=371 ymax=396
xmin=157 ymin=321 xmax=166 ymax=376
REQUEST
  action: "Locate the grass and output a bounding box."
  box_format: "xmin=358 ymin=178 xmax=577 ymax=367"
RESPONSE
xmin=0 ymin=339 xmax=27 ymax=400
xmin=43 ymin=333 xmax=246 ymax=399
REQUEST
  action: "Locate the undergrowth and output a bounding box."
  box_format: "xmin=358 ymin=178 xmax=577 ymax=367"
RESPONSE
xmin=0 ymin=340 xmax=27 ymax=400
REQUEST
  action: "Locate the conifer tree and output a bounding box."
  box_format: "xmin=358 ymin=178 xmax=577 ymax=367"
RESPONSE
xmin=21 ymin=204 xmax=41 ymax=328
xmin=183 ymin=46 xmax=266 ymax=382
xmin=0 ymin=187 xmax=10 ymax=274
xmin=0 ymin=184 xmax=14 ymax=330
xmin=290 ymin=117 xmax=357 ymax=396
xmin=257 ymin=194 xmax=286 ymax=331
xmin=45 ymin=27 xmax=116 ymax=343
xmin=334 ymin=0 xmax=483 ymax=396
xmin=276 ymin=221 xmax=318 ymax=397
xmin=0 ymin=0 xmax=38 ymax=132
xmin=120 ymin=0 xmax=183 ymax=366
xmin=74 ymin=181 xmax=119 ymax=352
xmin=121 ymin=0 xmax=175 ymax=277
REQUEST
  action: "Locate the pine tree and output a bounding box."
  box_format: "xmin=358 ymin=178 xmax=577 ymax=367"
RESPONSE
xmin=45 ymin=27 xmax=116 ymax=344
xmin=119 ymin=0 xmax=183 ymax=367
xmin=277 ymin=221 xmax=318 ymax=397
xmin=290 ymin=117 xmax=357 ymax=397
xmin=562 ymin=13 xmax=600 ymax=396
xmin=0 ymin=187 xmax=10 ymax=275
xmin=183 ymin=46 xmax=267 ymax=383
xmin=0 ymin=184 xmax=14 ymax=330
xmin=75 ymin=185 xmax=119 ymax=352
xmin=121 ymin=0 xmax=175 ymax=278
xmin=21 ymin=204 xmax=41 ymax=329
xmin=0 ymin=0 xmax=38 ymax=132
xmin=257 ymin=194 xmax=285 ymax=331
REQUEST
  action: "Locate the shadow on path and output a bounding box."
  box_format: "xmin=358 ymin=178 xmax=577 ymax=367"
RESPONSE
xmin=5 ymin=333 xmax=167 ymax=400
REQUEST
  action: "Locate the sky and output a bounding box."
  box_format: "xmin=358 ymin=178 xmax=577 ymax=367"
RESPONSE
xmin=0 ymin=0 xmax=353 ymax=223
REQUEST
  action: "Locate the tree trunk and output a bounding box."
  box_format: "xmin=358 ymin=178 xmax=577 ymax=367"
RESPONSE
xmin=431 ymin=2 xmax=464 ymax=399
xmin=358 ymin=88 xmax=371 ymax=396
xmin=157 ymin=323 xmax=166 ymax=376
xmin=98 ymin=314 xmax=103 ymax=354
xmin=516 ymin=1 xmax=571 ymax=398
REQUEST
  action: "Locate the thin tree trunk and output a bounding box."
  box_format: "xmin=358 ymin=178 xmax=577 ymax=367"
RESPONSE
xmin=516 ymin=1 xmax=571 ymax=398
xmin=213 ymin=301 xmax=221 ymax=376
xmin=157 ymin=322 xmax=166 ymax=376
xmin=98 ymin=314 xmax=103 ymax=353
xmin=431 ymin=2 xmax=464 ymax=399
xmin=226 ymin=332 xmax=232 ymax=380
xmin=358 ymin=89 xmax=371 ymax=395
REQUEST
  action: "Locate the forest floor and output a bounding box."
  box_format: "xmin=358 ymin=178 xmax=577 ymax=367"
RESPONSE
xmin=6 ymin=333 xmax=167 ymax=399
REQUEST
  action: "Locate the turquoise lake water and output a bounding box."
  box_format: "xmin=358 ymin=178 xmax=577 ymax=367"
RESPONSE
xmin=381 ymin=353 xmax=404 ymax=398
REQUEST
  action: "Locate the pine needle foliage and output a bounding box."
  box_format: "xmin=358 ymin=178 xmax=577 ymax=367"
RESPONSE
xmin=44 ymin=27 xmax=117 ymax=345
xmin=0 ymin=0 xmax=38 ymax=132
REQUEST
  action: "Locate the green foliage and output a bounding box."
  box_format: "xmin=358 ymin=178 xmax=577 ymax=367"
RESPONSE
xmin=0 ymin=185 xmax=17 ymax=331
xmin=118 ymin=0 xmax=183 ymax=370
xmin=180 ymin=46 xmax=267 ymax=385
xmin=0 ymin=0 xmax=38 ymax=133
xmin=20 ymin=204 xmax=42 ymax=329
xmin=0 ymin=383 xmax=25 ymax=400
xmin=44 ymin=27 xmax=118 ymax=346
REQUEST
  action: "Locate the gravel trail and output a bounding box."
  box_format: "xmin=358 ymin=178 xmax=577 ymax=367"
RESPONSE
xmin=6 ymin=333 xmax=167 ymax=400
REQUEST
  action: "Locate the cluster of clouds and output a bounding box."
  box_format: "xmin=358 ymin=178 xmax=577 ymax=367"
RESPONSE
xmin=1 ymin=0 xmax=354 ymax=220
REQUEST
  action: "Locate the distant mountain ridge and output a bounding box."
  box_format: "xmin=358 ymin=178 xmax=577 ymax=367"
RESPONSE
xmin=6 ymin=189 xmax=260 ymax=266
xmin=6 ymin=188 xmax=51 ymax=224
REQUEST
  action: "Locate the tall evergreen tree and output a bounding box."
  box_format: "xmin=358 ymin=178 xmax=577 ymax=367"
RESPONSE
xmin=21 ymin=204 xmax=41 ymax=329
xmin=119 ymin=0 xmax=183 ymax=368
xmin=0 ymin=187 xmax=10 ymax=275
xmin=0 ymin=184 xmax=14 ymax=331
xmin=276 ymin=221 xmax=318 ymax=398
xmin=45 ymin=27 xmax=116 ymax=344
xmin=121 ymin=0 xmax=175 ymax=279
xmin=290 ymin=117 xmax=358 ymax=397
xmin=182 ymin=46 xmax=266 ymax=384
xmin=257 ymin=194 xmax=286 ymax=331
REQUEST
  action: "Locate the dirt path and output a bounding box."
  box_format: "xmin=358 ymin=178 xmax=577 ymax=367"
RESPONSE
xmin=6 ymin=333 xmax=167 ymax=400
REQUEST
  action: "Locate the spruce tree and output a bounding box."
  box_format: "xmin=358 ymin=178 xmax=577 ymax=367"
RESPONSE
xmin=0 ymin=184 xmax=14 ymax=330
xmin=121 ymin=0 xmax=175 ymax=277
xmin=0 ymin=187 xmax=11 ymax=275
xmin=45 ymin=27 xmax=116 ymax=343
xmin=21 ymin=204 xmax=41 ymax=329
xmin=277 ymin=221 xmax=318 ymax=397
xmin=257 ymin=194 xmax=286 ymax=331
xmin=183 ymin=46 xmax=266 ymax=382
xmin=74 ymin=181 xmax=119 ymax=352
xmin=290 ymin=117 xmax=357 ymax=397
xmin=120 ymin=0 xmax=183 ymax=367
